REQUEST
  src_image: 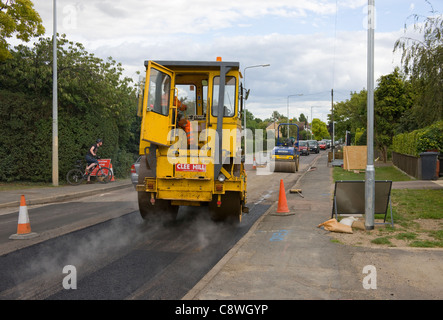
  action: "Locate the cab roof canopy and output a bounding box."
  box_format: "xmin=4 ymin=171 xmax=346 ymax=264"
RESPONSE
xmin=144 ymin=60 xmax=240 ymax=71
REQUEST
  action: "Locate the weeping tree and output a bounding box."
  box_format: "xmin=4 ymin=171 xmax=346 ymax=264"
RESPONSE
xmin=394 ymin=2 xmax=443 ymax=129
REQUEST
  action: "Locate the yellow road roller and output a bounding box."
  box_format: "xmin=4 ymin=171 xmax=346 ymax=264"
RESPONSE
xmin=271 ymin=123 xmax=300 ymax=173
xmin=136 ymin=59 xmax=247 ymax=224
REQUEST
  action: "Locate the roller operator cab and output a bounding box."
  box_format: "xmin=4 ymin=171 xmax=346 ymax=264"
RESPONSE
xmin=136 ymin=59 xmax=247 ymax=224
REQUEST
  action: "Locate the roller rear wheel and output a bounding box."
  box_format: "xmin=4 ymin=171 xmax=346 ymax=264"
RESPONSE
xmin=137 ymin=155 xmax=178 ymax=223
xmin=209 ymin=192 xmax=242 ymax=225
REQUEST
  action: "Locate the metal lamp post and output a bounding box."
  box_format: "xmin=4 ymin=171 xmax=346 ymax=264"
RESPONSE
xmin=52 ymin=0 xmax=58 ymax=186
xmin=243 ymin=64 xmax=270 ymax=133
xmin=365 ymin=0 xmax=375 ymax=230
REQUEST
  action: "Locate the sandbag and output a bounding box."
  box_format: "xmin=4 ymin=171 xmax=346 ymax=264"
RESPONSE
xmin=351 ymin=220 xmax=366 ymax=230
xmin=340 ymin=216 xmax=358 ymax=226
xmin=317 ymin=218 xmax=353 ymax=234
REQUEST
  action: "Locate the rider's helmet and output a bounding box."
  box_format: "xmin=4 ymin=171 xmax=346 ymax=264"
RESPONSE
xmin=96 ymin=138 xmax=103 ymax=143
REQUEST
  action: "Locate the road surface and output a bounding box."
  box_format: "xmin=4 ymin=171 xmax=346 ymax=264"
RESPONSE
xmin=0 ymin=153 xmax=318 ymax=299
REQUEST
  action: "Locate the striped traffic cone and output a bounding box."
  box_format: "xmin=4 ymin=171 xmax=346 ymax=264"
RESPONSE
xmin=9 ymin=195 xmax=38 ymax=240
xmin=110 ymin=163 xmax=115 ymax=181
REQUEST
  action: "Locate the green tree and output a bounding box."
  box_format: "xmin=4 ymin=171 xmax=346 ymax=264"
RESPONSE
xmin=394 ymin=3 xmax=443 ymax=127
xmin=374 ymin=68 xmax=412 ymax=161
xmin=311 ymin=118 xmax=329 ymax=140
xmin=355 ymin=128 xmax=366 ymax=146
xmin=332 ymin=89 xmax=367 ymax=141
xmin=299 ymin=130 xmax=308 ymax=140
xmin=331 ymin=69 xmax=412 ymax=160
xmin=0 ymin=0 xmax=45 ymax=61
xmin=245 ymin=109 xmax=258 ymax=131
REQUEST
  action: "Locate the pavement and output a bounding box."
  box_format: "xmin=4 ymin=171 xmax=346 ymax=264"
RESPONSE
xmin=183 ymin=154 xmax=443 ymax=300
xmin=0 ymin=179 xmax=133 ymax=210
xmin=1 ymin=156 xmax=442 ymax=300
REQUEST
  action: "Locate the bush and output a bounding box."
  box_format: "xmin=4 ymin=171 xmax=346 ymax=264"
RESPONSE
xmin=416 ymin=121 xmax=443 ymax=153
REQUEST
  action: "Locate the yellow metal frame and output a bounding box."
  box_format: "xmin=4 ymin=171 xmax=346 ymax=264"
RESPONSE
xmin=139 ymin=61 xmax=176 ymax=152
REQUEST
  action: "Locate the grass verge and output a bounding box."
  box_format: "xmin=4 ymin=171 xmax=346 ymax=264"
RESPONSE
xmin=332 ymin=165 xmax=412 ymax=182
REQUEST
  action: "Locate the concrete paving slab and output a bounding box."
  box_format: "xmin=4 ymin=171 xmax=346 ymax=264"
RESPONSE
xmin=184 ymin=153 xmax=443 ymax=300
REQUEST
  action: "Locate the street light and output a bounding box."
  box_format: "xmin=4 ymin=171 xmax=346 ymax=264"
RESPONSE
xmin=53 ymin=0 xmax=58 ymax=186
xmin=365 ymin=0 xmax=375 ymax=230
xmin=243 ymin=64 xmax=270 ymax=133
xmin=287 ymin=94 xmax=303 ymax=138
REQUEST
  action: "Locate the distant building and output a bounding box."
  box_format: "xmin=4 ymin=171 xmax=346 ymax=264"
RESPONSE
xmin=266 ymin=121 xmax=282 ymax=136
xmin=266 ymin=121 xmax=305 ymax=135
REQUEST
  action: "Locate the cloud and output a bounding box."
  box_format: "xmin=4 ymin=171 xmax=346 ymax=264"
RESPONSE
xmin=26 ymin=0 xmax=432 ymax=122
xmin=43 ymin=0 xmax=347 ymax=40
xmin=338 ymin=0 xmax=366 ymax=9
xmin=83 ymin=25 xmax=403 ymax=120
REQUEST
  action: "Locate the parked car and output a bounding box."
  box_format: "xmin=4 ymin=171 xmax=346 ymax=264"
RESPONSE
xmin=325 ymin=140 xmax=331 ymax=148
xmin=318 ymin=141 xmax=327 ymax=150
xmin=298 ymin=140 xmax=310 ymax=155
xmin=308 ymin=140 xmax=319 ymax=153
xmin=131 ymin=156 xmax=141 ymax=188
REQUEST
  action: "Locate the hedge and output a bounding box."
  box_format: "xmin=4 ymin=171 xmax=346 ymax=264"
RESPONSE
xmin=392 ymin=121 xmax=443 ymax=156
xmin=0 ymin=36 xmax=140 ymax=182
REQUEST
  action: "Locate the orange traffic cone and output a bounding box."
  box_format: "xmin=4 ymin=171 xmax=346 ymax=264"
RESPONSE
xmin=277 ymin=179 xmax=289 ymax=213
xmin=252 ymin=157 xmax=257 ymax=170
xmin=272 ymin=179 xmax=294 ymax=216
xmin=9 ymin=195 xmax=38 ymax=240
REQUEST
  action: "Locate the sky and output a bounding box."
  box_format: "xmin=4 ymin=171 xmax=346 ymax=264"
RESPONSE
xmin=22 ymin=0 xmax=443 ymax=122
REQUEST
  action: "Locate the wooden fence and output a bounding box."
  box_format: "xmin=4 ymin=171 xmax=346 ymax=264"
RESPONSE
xmin=392 ymin=151 xmax=420 ymax=179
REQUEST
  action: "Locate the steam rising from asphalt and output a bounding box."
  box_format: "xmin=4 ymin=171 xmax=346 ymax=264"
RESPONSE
xmin=5 ymin=213 xmax=144 ymax=298
xmin=6 ymin=207 xmax=238 ymax=299
xmin=179 ymin=207 xmax=234 ymax=250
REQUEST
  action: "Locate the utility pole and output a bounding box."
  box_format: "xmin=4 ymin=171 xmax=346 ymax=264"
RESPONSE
xmin=52 ymin=0 xmax=58 ymax=186
xmin=365 ymin=0 xmax=375 ymax=230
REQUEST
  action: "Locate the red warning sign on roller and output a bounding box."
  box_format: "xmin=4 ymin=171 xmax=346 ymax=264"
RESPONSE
xmin=175 ymin=163 xmax=206 ymax=172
